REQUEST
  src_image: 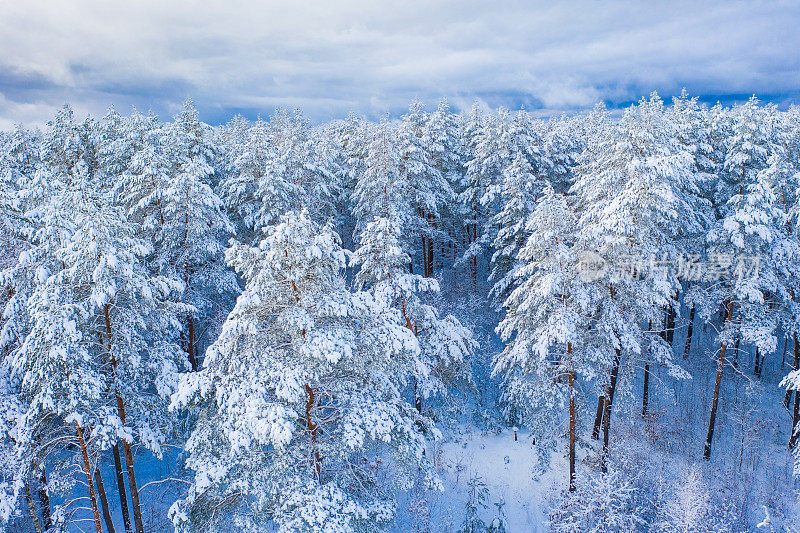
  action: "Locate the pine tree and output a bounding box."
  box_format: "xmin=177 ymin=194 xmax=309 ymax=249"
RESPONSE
xmin=171 ymin=210 xmax=438 ymax=532
xmin=162 ymin=101 xmax=237 ymax=371
xmin=489 ymin=111 xmax=554 ymax=309
xmin=351 ymin=118 xmax=410 ymax=237
xmin=459 ymin=108 xmax=517 ymax=290
xmin=693 ymin=97 xmax=792 ymax=459
xmin=573 ymin=94 xmax=695 ymax=452
xmin=398 ymin=99 xmax=452 ymax=277
xmin=494 ymin=185 xmax=597 ymax=490
xmin=352 ymin=215 xmax=475 ymax=411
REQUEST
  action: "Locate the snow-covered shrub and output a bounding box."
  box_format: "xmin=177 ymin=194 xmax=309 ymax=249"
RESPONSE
xmin=653 ymin=465 xmax=735 ymax=532
xmin=548 ymin=467 xmax=644 ymax=533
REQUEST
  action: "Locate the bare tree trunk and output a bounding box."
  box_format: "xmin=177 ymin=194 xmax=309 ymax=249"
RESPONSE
xmin=187 ymin=315 xmax=198 ymax=371
xmin=781 ymin=335 xmax=788 ymax=368
xmin=568 ymin=343 xmax=576 ymax=492
xmin=704 ymin=299 xmax=734 ymax=460
xmin=104 ymin=304 xmax=144 ymax=533
xmin=591 ymin=396 xmax=605 ymax=440
xmin=466 ymin=224 xmax=478 ymax=292
xmin=305 ymin=384 xmax=322 ymax=478
xmin=594 ymin=287 xmax=619 ymax=440
xmin=38 ymin=470 xmax=51 ymax=531
xmin=785 ymin=333 xmax=799 ymax=410
xmin=183 ymin=259 xmax=198 ymax=371
xmin=665 ymin=299 xmax=677 ymax=346
xmin=601 ymin=349 xmax=622 ymax=472
xmin=644 ymin=318 xmax=666 ymax=417
xmin=789 ymin=334 xmax=800 ymax=450
xmin=76 ymin=423 xmax=103 ymax=533
xmin=413 ymin=378 xmax=423 ymax=414
xmin=683 ymin=304 xmax=695 ymax=359
xmin=117 ymin=398 xmax=144 ymax=533
xmin=24 ymin=482 xmax=43 ymax=533
xmin=427 ymin=215 xmax=435 ymax=278
xmin=113 ymin=444 xmax=132 ymax=533
xmin=421 ymin=235 xmax=427 ymax=278
xmin=753 ymin=347 xmax=762 ymax=377
xmin=94 ymin=467 xmax=116 ymax=533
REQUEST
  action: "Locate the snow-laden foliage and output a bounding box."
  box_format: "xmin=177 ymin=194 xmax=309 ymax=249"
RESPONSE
xmin=548 ymin=467 xmax=644 ymax=533
xmin=352 ymin=214 xmax=475 ymax=405
xmin=2 ymin=91 xmax=800 ymax=531
xmin=493 ymin=185 xmax=596 ymax=466
xmin=170 ymin=210 xmax=439 ymax=532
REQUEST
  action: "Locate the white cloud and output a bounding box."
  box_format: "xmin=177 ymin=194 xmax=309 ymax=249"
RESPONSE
xmin=0 ymin=0 xmax=798 ymax=126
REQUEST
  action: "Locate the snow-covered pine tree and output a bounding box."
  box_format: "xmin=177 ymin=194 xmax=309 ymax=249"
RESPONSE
xmin=548 ymin=467 xmax=644 ymax=532
xmin=424 ymin=98 xmax=463 ymax=279
xmin=252 ymin=108 xmax=334 ymax=231
xmin=667 ymin=90 xmax=717 ymax=360
xmin=543 ymin=113 xmax=582 ymax=194
xmin=325 ymin=112 xmax=370 ymax=251
xmin=692 ymin=97 xmax=793 ymax=459
xmin=494 ymin=185 xmax=596 ymax=490
xmin=352 ymin=108 xmax=474 ymax=413
xmin=572 ymin=93 xmax=695 ymax=453
xmin=113 ymin=110 xmax=173 ymax=246
xmin=351 ymin=118 xmax=410 ymax=238
xmin=216 ymin=115 xmax=268 ymax=240
xmin=170 ymin=209 xmax=438 ymax=532
xmin=0 ymin=124 xmax=36 ymax=273
xmin=653 ymin=465 xmax=734 ymax=532
xmin=398 ymin=99 xmax=452 ymax=278
xmin=454 ymin=102 xmax=486 ymax=290
xmin=460 ymin=107 xmax=517 ymax=291
xmin=489 ymin=110 xmax=554 ymax=310
xmin=771 ymin=104 xmax=800 ymax=450
xmin=352 ymin=214 xmax=475 ymax=412
xmin=5 ymin=140 xmax=189 ymax=531
xmin=162 ymin=100 xmax=237 ymax=371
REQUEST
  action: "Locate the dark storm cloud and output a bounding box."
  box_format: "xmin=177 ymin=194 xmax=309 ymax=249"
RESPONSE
xmin=0 ymin=0 xmax=798 ymax=127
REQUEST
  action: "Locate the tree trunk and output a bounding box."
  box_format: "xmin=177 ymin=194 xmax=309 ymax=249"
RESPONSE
xmin=470 ymin=255 xmax=477 ymax=292
xmin=413 ymin=378 xmax=423 ymax=414
xmin=113 ymin=444 xmax=132 ymax=533
xmin=421 ymin=235 xmax=428 ymax=278
xmin=24 ymin=482 xmax=43 ymax=533
xmin=665 ymin=300 xmax=677 ymax=346
xmin=187 ymin=315 xmax=198 ymax=371
xmin=789 ymin=334 xmax=800 ymax=450
xmin=427 ymin=217 xmax=434 ymax=279
xmin=704 ymin=299 xmax=734 ymax=460
xmin=567 ymin=343 xmax=576 ymax=492
xmin=38 ymin=470 xmax=51 ymax=531
xmin=683 ymin=305 xmax=695 ymax=359
xmin=94 ymin=467 xmax=116 ymax=533
xmin=591 ymin=396 xmax=605 ymax=440
xmin=601 ymin=349 xmax=622 ymax=472
xmin=644 ymin=319 xmax=663 ymax=417
xmin=466 ymin=224 xmax=477 ymax=292
xmin=117 ymin=397 xmax=144 ymax=533
xmin=781 ymin=335 xmax=788 ymax=368
xmin=642 ymin=364 xmax=650 ymax=416
xmin=104 ymin=304 xmax=144 ymax=533
xmin=183 ymin=259 xmax=198 ymax=371
xmin=753 ymin=347 xmax=762 ymax=377
xmin=785 ymin=333 xmax=799 ymax=410
xmin=76 ymin=423 xmax=103 ymax=533
xmin=305 ymin=384 xmax=322 ymax=478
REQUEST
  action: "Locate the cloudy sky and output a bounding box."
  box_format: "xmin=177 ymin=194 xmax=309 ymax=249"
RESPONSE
xmin=1 ymin=0 xmax=798 ymax=127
